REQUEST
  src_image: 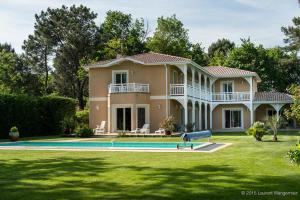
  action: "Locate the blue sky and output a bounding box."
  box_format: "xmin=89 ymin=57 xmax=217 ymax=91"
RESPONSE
xmin=0 ymin=0 xmax=299 ymax=53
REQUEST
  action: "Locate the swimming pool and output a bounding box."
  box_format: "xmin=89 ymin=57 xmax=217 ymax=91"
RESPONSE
xmin=0 ymin=141 xmax=206 ymax=150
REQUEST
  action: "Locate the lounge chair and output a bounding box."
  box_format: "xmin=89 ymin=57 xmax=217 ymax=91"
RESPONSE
xmin=155 ymin=128 xmax=165 ymax=134
xmin=93 ymin=121 xmax=106 ymax=135
xmin=131 ymin=124 xmax=150 ymax=135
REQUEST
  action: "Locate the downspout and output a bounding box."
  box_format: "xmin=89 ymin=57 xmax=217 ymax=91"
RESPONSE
xmin=165 ymin=64 xmax=168 ymax=118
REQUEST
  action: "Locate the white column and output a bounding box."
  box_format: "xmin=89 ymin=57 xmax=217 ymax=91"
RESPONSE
xmin=250 ymin=77 xmax=254 ymax=125
xmin=191 ymin=68 xmax=195 ymax=98
xmin=204 ymin=75 xmax=207 ymax=93
xmin=210 ymin=104 xmax=213 ymax=130
xmin=184 ymin=65 xmax=188 ymax=130
xmin=198 ymin=72 xmax=202 ymax=99
xmin=199 ymin=102 xmax=202 ymax=130
xmin=204 ymin=103 xmax=208 ymax=130
xmin=184 ymin=100 xmax=188 ymax=130
xmin=192 ymin=100 xmax=195 ymax=130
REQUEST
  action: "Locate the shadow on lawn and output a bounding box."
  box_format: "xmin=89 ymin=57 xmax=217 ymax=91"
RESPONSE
xmin=0 ymin=157 xmax=299 ymax=200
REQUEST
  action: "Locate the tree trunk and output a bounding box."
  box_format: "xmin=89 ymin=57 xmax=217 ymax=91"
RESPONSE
xmin=76 ymin=80 xmax=84 ymax=110
xmin=44 ymin=47 xmax=48 ymax=94
xmin=273 ymin=134 xmax=278 ymax=141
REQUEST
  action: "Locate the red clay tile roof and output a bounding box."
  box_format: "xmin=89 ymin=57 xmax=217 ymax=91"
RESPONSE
xmin=87 ymin=52 xmax=191 ymax=68
xmin=204 ymin=66 xmax=259 ymax=78
xmin=254 ymin=92 xmax=292 ymax=102
xmin=129 ymin=52 xmax=191 ymax=63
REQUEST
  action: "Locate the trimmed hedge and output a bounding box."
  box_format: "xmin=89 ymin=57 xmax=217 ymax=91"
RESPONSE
xmin=0 ymin=94 xmax=76 ymax=138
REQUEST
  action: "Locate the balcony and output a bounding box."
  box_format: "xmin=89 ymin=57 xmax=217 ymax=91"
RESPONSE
xmin=170 ymin=84 xmax=211 ymax=101
xmin=170 ymin=84 xmax=251 ymax=102
xmin=108 ymin=83 xmax=150 ymax=93
xmin=211 ymin=92 xmax=250 ymax=102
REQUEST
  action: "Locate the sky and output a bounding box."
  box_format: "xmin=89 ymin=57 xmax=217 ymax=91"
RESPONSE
xmin=0 ymin=0 xmax=299 ymax=53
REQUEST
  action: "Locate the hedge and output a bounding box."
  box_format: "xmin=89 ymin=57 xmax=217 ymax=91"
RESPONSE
xmin=0 ymin=94 xmax=76 ymax=138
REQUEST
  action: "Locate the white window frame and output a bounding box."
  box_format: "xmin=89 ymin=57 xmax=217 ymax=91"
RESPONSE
xmin=222 ymin=108 xmax=243 ymax=129
xmin=111 ymin=104 xmax=133 ymax=132
xmin=266 ymin=108 xmax=276 ymax=118
xmin=220 ymin=81 xmax=234 ymax=93
xmin=112 ymin=70 xmax=129 ymax=84
xmin=136 ymin=104 xmax=150 ymax=129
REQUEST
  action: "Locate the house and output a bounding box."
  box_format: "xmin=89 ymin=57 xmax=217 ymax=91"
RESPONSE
xmin=86 ymin=52 xmax=293 ymax=133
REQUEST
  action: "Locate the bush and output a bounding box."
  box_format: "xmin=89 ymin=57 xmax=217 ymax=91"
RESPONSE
xmin=76 ymin=126 xmax=93 ymax=138
xmin=75 ymin=108 xmax=89 ymax=127
xmin=286 ymin=149 xmax=300 ymax=165
xmin=0 ymin=94 xmax=76 ymax=138
xmin=246 ymin=121 xmax=269 ymax=141
xmin=10 ymin=126 xmax=18 ymax=132
xmin=160 ymin=116 xmax=175 ymax=134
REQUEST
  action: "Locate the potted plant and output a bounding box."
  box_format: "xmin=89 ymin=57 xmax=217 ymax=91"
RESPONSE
xmin=160 ymin=116 xmax=175 ymax=135
xmin=9 ymin=126 xmax=19 ymax=141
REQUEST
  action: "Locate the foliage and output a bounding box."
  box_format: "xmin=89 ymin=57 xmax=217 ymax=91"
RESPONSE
xmin=185 ymin=123 xmax=195 ymax=133
xmin=33 ymin=5 xmax=99 ymax=109
xmin=208 ymin=38 xmax=235 ymax=58
xmin=147 ymin=15 xmax=191 ymax=57
xmin=246 ymin=121 xmax=269 ymax=141
xmin=208 ymin=51 xmax=227 ymax=66
xmin=285 ymin=85 xmax=300 ymax=121
xmin=160 ymin=116 xmax=175 ymax=133
xmin=23 ymin=33 xmax=53 ymax=95
xmin=281 ymin=16 xmax=300 ymax=52
xmin=188 ymin=43 xmax=208 ymax=66
xmin=76 ymin=126 xmax=93 ymax=138
xmin=286 ymin=149 xmax=300 ymax=165
xmin=10 ymin=126 xmax=19 ymax=133
xmin=266 ymin=116 xmax=285 ymax=141
xmin=0 ymin=94 xmax=76 ymax=138
xmin=75 ymin=108 xmax=89 ymax=128
xmin=97 ymin=10 xmax=148 ymax=59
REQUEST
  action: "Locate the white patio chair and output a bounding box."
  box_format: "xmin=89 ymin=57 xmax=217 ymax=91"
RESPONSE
xmin=131 ymin=124 xmax=150 ymax=135
xmin=93 ymin=121 xmax=106 ymax=135
xmin=155 ymin=128 xmax=165 ymax=134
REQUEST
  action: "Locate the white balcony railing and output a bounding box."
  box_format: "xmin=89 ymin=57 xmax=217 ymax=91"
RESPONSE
xmin=108 ymin=83 xmax=149 ymax=93
xmin=211 ymin=92 xmax=250 ymax=102
xmin=170 ymin=84 xmax=251 ymax=102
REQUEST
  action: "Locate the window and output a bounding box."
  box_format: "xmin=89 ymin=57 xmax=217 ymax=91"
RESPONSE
xmin=266 ymin=109 xmax=276 ymax=118
xmin=137 ymin=107 xmax=146 ymax=128
xmin=113 ymin=70 xmax=128 ymax=84
xmin=173 ymin=71 xmax=178 ymax=84
xmin=224 ymin=109 xmax=242 ymax=129
xmin=222 ymin=81 xmax=233 ymax=93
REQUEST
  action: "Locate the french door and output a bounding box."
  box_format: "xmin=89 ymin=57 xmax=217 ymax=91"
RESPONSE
xmin=222 ymin=82 xmax=233 ymax=100
xmin=137 ymin=107 xmax=146 ymax=128
xmin=224 ymin=109 xmax=242 ymax=129
xmin=114 ymin=72 xmax=127 ymax=84
xmin=116 ymin=108 xmax=131 ymax=131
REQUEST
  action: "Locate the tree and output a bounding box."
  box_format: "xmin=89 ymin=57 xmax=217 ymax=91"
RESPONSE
xmin=285 ymin=85 xmax=300 ymax=121
xmin=188 ymin=43 xmax=208 ymax=66
xmin=208 ymin=38 xmax=235 ymax=58
xmin=0 ymin=49 xmax=41 ymax=95
xmin=23 ymin=33 xmax=53 ymax=94
xmin=266 ymin=116 xmax=285 ymax=141
xmin=208 ymin=51 xmax=227 ymax=66
xmin=97 ymin=10 xmax=148 ymax=59
xmin=281 ymin=17 xmax=300 ymax=52
xmin=147 ymin=14 xmax=191 ymax=57
xmin=33 ymin=5 xmax=99 ymax=109
xmin=225 ymin=38 xmax=272 ymax=91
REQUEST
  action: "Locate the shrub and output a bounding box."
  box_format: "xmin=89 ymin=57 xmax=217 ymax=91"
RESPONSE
xmin=246 ymin=121 xmax=269 ymax=141
xmin=185 ymin=123 xmax=195 ymax=132
xmin=75 ymin=108 xmax=89 ymax=127
xmin=76 ymin=126 xmax=93 ymax=138
xmin=286 ymin=149 xmax=300 ymax=165
xmin=10 ymin=126 xmax=19 ymax=133
xmin=0 ymin=94 xmax=76 ymax=138
xmin=160 ymin=116 xmax=175 ymax=134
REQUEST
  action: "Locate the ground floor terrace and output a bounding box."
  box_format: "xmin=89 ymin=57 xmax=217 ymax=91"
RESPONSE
xmin=90 ymin=95 xmax=296 ymax=133
xmin=0 ymin=132 xmax=299 ymax=200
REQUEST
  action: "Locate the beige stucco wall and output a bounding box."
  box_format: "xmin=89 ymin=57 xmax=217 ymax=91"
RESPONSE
xmin=89 ymin=61 xmax=167 ymax=98
xmin=89 ymin=101 xmax=107 ymax=130
xmin=150 ymin=99 xmax=168 ymax=132
xmin=255 ymin=104 xmax=274 ymax=122
xmin=212 ymin=104 xmax=251 ymax=130
xmin=213 ymin=78 xmax=250 ymax=93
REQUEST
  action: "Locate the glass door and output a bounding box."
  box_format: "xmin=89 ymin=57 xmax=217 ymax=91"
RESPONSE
xmin=116 ymin=107 xmax=131 ymax=131
xmin=137 ymin=107 xmax=146 ymax=128
xmin=222 ymin=82 xmax=233 ymax=100
xmin=224 ymin=109 xmax=242 ymax=128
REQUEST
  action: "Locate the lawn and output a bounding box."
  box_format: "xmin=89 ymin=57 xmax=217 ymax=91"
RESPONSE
xmin=0 ymin=132 xmax=299 ymax=200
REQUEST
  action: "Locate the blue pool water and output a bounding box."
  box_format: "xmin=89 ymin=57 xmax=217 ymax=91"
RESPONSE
xmin=0 ymin=141 xmax=204 ymax=149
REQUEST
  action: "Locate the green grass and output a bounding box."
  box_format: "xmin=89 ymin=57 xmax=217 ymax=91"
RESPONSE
xmin=0 ymin=132 xmax=299 ymax=200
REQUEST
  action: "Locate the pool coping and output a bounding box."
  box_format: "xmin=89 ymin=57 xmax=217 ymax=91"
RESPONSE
xmin=0 ymin=142 xmax=232 ymax=152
